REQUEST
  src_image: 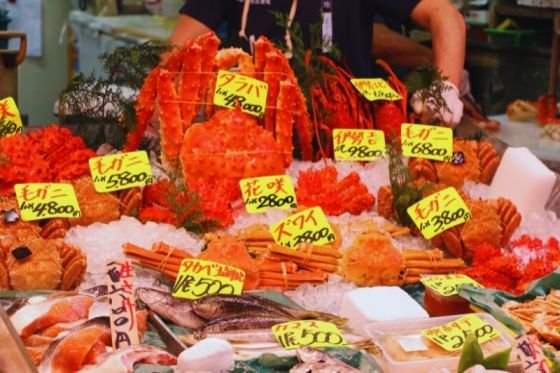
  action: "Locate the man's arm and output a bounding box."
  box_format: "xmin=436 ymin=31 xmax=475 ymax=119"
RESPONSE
xmin=409 ymin=0 xmax=466 ymax=87
xmin=169 ymin=14 xmax=213 ymax=47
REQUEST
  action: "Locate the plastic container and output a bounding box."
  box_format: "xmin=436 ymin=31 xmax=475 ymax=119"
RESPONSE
xmin=364 ymin=313 xmax=515 ymax=373
xmin=424 ymin=286 xmax=472 ymax=317
xmin=485 ymin=28 xmax=537 ymax=48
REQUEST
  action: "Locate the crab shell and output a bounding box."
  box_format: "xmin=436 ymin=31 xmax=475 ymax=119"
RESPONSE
xmin=0 ymin=236 xmax=86 ymax=291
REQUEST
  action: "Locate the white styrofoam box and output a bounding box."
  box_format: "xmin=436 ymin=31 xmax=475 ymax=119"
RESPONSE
xmin=465 ymin=9 xmax=490 ymax=25
xmin=340 ymin=287 xmax=429 ymax=334
xmin=490 ymin=147 xmax=557 ymax=216
xmin=518 ymin=0 xmax=560 ymax=8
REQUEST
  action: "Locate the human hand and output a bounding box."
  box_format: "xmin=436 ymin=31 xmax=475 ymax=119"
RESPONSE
xmin=411 ymin=81 xmax=464 ymax=127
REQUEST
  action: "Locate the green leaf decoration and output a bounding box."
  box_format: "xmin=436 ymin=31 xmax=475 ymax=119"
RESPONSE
xmin=458 ymin=332 xmax=484 ymax=373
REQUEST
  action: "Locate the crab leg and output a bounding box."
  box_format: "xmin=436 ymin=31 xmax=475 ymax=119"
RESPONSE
xmin=196 ymin=33 xmax=220 ymax=120
xmin=275 ymin=80 xmax=297 ymax=165
xmin=157 ymin=69 xmax=183 ymax=166
xmin=263 ymin=50 xmax=285 ymax=135
xmin=254 ymin=36 xmax=273 ymax=81
xmin=178 ymin=43 xmax=202 ymax=133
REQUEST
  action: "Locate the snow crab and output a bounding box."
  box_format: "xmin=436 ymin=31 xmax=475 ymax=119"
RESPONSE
xmin=124 ymin=32 xmax=313 ymax=181
xmin=0 ymin=235 xmax=86 ymax=290
xmin=408 ymin=139 xmax=500 ymax=188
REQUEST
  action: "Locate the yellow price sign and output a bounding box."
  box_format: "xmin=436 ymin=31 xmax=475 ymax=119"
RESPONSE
xmin=407 ymin=187 xmax=472 ymax=239
xmin=214 ymin=70 xmax=268 ymax=117
xmin=240 ymin=175 xmax=297 ymax=214
xmin=0 ymin=97 xmax=23 ymax=137
xmin=89 ymin=151 xmax=153 ymax=193
xmin=401 ymin=123 xmax=453 ymax=162
xmin=272 ymin=320 xmax=348 ymax=350
xmin=14 ymin=183 xmax=82 ymax=221
xmin=172 ymin=259 xmax=245 ymax=300
xmin=350 ymin=78 xmax=401 ymax=101
xmin=333 ymin=129 xmax=386 ymax=161
xmin=269 ymin=207 xmax=336 ymax=249
xmin=422 ymin=314 xmax=500 ymax=352
xmin=421 ymin=274 xmax=483 ymax=296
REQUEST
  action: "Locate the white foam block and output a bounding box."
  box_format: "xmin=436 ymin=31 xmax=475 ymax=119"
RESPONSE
xmin=177 ymin=338 xmax=234 ymax=373
xmin=340 ymin=287 xmax=429 ymax=332
xmin=490 ymin=147 xmax=557 ymax=216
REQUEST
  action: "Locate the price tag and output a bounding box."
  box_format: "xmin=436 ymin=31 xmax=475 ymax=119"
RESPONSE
xmin=270 ymin=207 xmax=336 ymax=249
xmin=421 ymin=314 xmax=500 ymax=352
xmin=350 ymin=78 xmax=401 ymax=101
xmin=272 ymin=320 xmax=348 ymax=350
xmin=214 ymin=70 xmax=268 ymax=117
xmin=421 ymin=274 xmax=483 ymax=296
xmin=0 ymin=97 xmax=23 ymax=137
xmin=333 ymin=129 xmax=386 ymax=161
xmin=240 ymin=175 xmax=297 ymax=214
xmin=89 ymin=151 xmax=153 ymax=193
xmin=172 ymin=259 xmax=245 ymax=300
xmin=407 ymin=187 xmax=472 ymax=239
xmin=106 ymin=261 xmax=139 ymax=350
xmin=401 ymin=123 xmax=453 ymax=162
xmin=14 ymin=183 xmax=82 ymax=221
xmin=514 ymin=335 xmax=550 ymax=373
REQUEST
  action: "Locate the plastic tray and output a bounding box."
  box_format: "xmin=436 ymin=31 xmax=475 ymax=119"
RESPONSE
xmin=485 ymin=28 xmax=538 ymax=48
xmin=364 ymin=313 xmax=515 ymax=373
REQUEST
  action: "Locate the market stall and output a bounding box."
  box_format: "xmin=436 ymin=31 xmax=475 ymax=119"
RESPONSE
xmin=1 ymin=27 xmax=560 ymax=373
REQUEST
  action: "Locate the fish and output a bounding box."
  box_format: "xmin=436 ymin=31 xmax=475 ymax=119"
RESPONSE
xmin=182 ymin=328 xmax=278 ymax=346
xmin=136 ymin=287 xmax=206 ymax=329
xmin=10 ymin=294 xmax=94 ymax=337
xmin=77 ymin=345 xmax=177 ymax=373
xmin=195 ymin=313 xmax=290 ymax=338
xmin=38 ymin=317 xmax=111 ymax=373
xmin=290 ymin=347 xmax=362 ymax=373
xmin=193 ymin=293 xmax=347 ymax=325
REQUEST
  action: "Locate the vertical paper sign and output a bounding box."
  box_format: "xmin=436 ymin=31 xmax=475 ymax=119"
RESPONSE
xmin=332 ymin=129 xmax=386 ymax=161
xmin=89 ymin=151 xmax=153 ymax=193
xmin=269 ymin=207 xmax=336 ymax=248
xmin=14 ymin=183 xmax=82 ymax=221
xmin=106 ymin=261 xmax=139 ymax=350
xmin=401 ymin=123 xmax=453 ymax=162
xmin=421 ymin=314 xmax=500 ymax=352
xmin=407 ymin=187 xmax=472 ymax=239
xmin=213 ymin=70 xmax=268 ymax=117
xmin=514 ymin=335 xmax=550 ymax=373
xmin=350 ymin=78 xmax=401 ymax=101
xmin=0 ymin=97 xmax=23 ymax=137
xmin=240 ymin=175 xmax=297 ymax=213
xmin=272 ymin=320 xmax=348 ymax=350
xmin=172 ymin=259 xmax=245 ymax=300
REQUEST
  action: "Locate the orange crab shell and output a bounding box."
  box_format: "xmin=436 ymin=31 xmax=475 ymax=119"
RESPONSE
xmin=180 ymin=108 xmax=287 ymax=182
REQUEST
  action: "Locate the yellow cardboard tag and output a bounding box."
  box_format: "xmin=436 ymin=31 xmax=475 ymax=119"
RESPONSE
xmin=106 ymin=261 xmax=139 ymax=349
xmin=89 ymin=151 xmax=153 ymax=193
xmin=269 ymin=207 xmax=336 ymax=249
xmin=350 ymin=78 xmax=401 ymax=101
xmin=421 ymin=274 xmax=483 ymax=296
xmin=172 ymin=259 xmax=245 ymax=300
xmin=240 ymin=175 xmax=297 ymax=214
xmin=214 ymin=70 xmax=268 ymax=117
xmin=401 ymin=123 xmax=453 ymax=162
xmin=272 ymin=320 xmax=348 ymax=350
xmin=333 ymin=129 xmax=386 ymax=161
xmin=0 ymin=97 xmax=23 ymax=137
xmin=421 ymin=314 xmax=501 ymax=352
xmin=14 ymin=183 xmax=82 ymax=221
xmin=407 ymin=187 xmax=472 ymax=239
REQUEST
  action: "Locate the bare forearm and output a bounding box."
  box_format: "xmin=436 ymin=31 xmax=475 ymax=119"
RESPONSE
xmin=372 ymin=23 xmax=434 ymax=69
xmin=169 ymin=14 xmax=212 ymax=47
xmin=410 ymin=0 xmax=466 ymax=87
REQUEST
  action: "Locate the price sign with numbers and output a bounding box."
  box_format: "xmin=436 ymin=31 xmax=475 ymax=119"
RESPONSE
xmin=89 ymin=151 xmax=153 ymax=193
xmin=401 ymin=123 xmax=453 ymax=162
xmin=0 ymin=97 xmax=23 ymax=137
xmin=407 ymin=187 xmax=472 ymax=239
xmin=213 ymin=70 xmax=268 ymax=117
xmin=333 ymin=129 xmax=386 ymax=161
xmin=172 ymin=259 xmax=245 ymax=300
xmin=14 ymin=183 xmax=82 ymax=221
xmin=272 ymin=320 xmax=348 ymax=350
xmin=350 ymin=78 xmax=401 ymax=101
xmin=270 ymin=207 xmax=336 ymax=249
xmin=421 ymin=274 xmax=483 ymax=296
xmin=240 ymin=175 xmax=297 ymax=214
xmin=421 ymin=314 xmax=500 ymax=352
